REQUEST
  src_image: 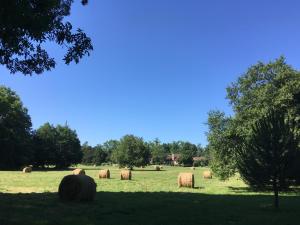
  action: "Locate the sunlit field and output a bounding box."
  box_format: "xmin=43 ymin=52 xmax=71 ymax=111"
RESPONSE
xmin=0 ymin=165 xmax=299 ymax=225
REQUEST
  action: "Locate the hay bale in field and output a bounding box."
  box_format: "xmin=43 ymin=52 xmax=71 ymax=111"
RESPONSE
xmin=178 ymin=172 xmax=194 ymax=188
xmin=159 ymin=166 xmax=163 ymax=169
xmin=203 ymin=170 xmax=212 ymax=179
xmin=190 ymin=167 xmax=196 ymax=170
xmin=72 ymin=168 xmax=85 ymax=175
xmin=98 ymin=169 xmax=110 ymax=179
xmin=120 ymin=170 xmax=131 ymax=180
xmin=58 ymin=175 xmax=96 ymax=201
xmin=22 ymin=167 xmax=32 ymax=173
xmin=154 ymin=165 xmax=160 ymax=171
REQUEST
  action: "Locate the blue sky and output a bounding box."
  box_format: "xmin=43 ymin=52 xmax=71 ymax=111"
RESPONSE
xmin=1 ymin=0 xmax=300 ymax=146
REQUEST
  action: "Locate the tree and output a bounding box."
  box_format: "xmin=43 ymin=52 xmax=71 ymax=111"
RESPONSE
xmin=93 ymin=145 xmax=108 ymax=165
xmin=207 ymin=57 xmax=300 ymax=180
xmin=81 ymin=142 xmax=94 ymax=165
xmin=112 ymin=135 xmax=150 ymax=169
xmin=54 ymin=124 xmax=82 ymax=168
xmin=226 ymin=57 xmax=300 ymax=137
xmin=177 ymin=142 xmax=198 ymax=166
xmin=0 ymin=0 xmax=92 ymax=75
xmin=0 ymin=86 xmax=32 ymax=169
xmin=32 ymin=123 xmax=57 ymax=167
xmin=206 ymin=110 xmax=238 ymax=179
xmin=193 ymin=144 xmax=210 ymax=167
xmin=101 ymin=140 xmax=119 ymax=162
xmin=236 ymin=110 xmax=299 ymax=208
xmin=148 ymin=138 xmax=166 ymax=164
xmin=33 ymin=123 xmax=82 ymax=168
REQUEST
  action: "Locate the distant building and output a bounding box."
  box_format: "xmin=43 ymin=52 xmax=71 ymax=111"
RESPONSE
xmin=192 ymin=156 xmax=208 ymax=166
xmin=166 ymin=153 xmax=181 ymax=166
xmin=192 ymin=156 xmax=206 ymax=162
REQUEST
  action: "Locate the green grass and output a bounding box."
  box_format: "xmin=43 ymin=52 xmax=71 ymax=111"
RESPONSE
xmin=0 ymin=165 xmax=299 ymax=225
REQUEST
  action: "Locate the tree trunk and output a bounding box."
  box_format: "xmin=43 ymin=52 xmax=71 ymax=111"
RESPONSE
xmin=273 ymin=180 xmax=279 ymax=209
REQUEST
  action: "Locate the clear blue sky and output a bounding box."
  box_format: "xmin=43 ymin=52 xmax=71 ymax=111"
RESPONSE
xmin=1 ymin=0 xmax=300 ymax=146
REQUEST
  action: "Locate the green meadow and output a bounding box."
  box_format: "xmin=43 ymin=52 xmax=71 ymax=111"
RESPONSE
xmin=0 ymin=166 xmax=299 ymax=225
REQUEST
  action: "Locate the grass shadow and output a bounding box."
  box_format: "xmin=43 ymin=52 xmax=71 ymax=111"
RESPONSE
xmin=228 ymin=186 xmax=300 ymax=194
xmin=0 ymin=191 xmax=300 ymax=225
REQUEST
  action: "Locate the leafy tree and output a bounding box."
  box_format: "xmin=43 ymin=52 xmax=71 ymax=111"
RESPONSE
xmin=54 ymin=124 xmax=82 ymax=168
xmin=207 ymin=57 xmax=300 ymax=179
xmin=192 ymin=145 xmax=210 ymax=167
xmin=195 ymin=144 xmax=205 ymax=157
xmin=112 ymin=135 xmax=150 ymax=169
xmin=101 ymin=139 xmax=119 ymax=162
xmin=93 ymin=145 xmax=108 ymax=165
xmin=148 ymin=138 xmax=167 ymax=164
xmin=168 ymin=141 xmax=181 ymax=154
xmin=0 ymin=0 xmax=92 ymax=75
xmin=33 ymin=123 xmax=82 ymax=168
xmin=206 ymin=110 xmax=238 ymax=179
xmin=236 ymin=110 xmax=299 ymax=208
xmin=161 ymin=143 xmax=171 ymax=154
xmin=81 ymin=142 xmax=94 ymax=165
xmin=163 ymin=141 xmax=198 ymax=166
xmin=177 ymin=142 xmax=198 ymax=166
xmin=0 ymin=86 xmax=32 ymax=169
xmin=226 ymin=57 xmax=300 ymax=137
xmin=32 ymin=123 xmax=57 ymax=167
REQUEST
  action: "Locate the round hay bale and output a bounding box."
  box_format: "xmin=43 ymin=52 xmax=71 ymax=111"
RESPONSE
xmin=190 ymin=167 xmax=195 ymax=170
xmin=154 ymin=165 xmax=160 ymax=171
xmin=58 ymin=175 xmax=96 ymax=201
xmin=72 ymin=168 xmax=85 ymax=175
xmin=159 ymin=166 xmax=163 ymax=169
xmin=178 ymin=172 xmax=194 ymax=188
xmin=203 ymin=170 xmax=212 ymax=179
xmin=120 ymin=170 xmax=131 ymax=180
xmin=22 ymin=167 xmax=32 ymax=173
xmin=98 ymin=169 xmax=110 ymax=179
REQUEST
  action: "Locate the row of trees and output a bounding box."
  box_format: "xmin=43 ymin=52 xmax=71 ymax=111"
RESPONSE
xmin=206 ymin=57 xmax=300 ymax=208
xmin=0 ymin=86 xmax=82 ymax=169
xmin=0 ymin=85 xmax=207 ymax=169
xmin=81 ymin=137 xmax=208 ymax=168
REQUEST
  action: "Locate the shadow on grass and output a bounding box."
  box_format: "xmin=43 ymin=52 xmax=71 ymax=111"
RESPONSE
xmin=0 ymin=191 xmax=300 ymax=225
xmin=228 ymin=186 xmax=300 ymax=194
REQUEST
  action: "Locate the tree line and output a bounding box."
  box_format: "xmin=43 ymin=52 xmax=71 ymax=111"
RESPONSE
xmin=0 ymin=85 xmax=207 ymax=169
xmin=0 ymin=86 xmax=83 ymax=169
xmin=81 ymin=137 xmax=208 ymax=168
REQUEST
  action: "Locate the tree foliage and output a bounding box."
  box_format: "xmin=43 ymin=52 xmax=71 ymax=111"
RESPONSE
xmin=81 ymin=142 xmax=94 ymax=165
xmin=207 ymin=57 xmax=300 ymax=179
xmin=93 ymin=145 xmax=108 ymax=165
xmin=32 ymin=123 xmax=57 ymax=167
xmin=0 ymin=0 xmax=92 ymax=75
xmin=236 ymin=110 xmax=299 ymax=208
xmin=226 ymin=57 xmax=300 ymax=136
xmin=148 ymin=138 xmax=166 ymax=164
xmin=101 ymin=140 xmax=119 ymax=162
xmin=33 ymin=123 xmax=82 ymax=168
xmin=206 ymin=110 xmax=238 ymax=179
xmin=112 ymin=135 xmax=150 ymax=169
xmin=177 ymin=142 xmax=197 ymax=166
xmin=0 ymin=86 xmax=32 ymax=169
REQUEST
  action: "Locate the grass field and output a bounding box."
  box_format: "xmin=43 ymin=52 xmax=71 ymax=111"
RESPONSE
xmin=0 ymin=165 xmax=299 ymax=225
